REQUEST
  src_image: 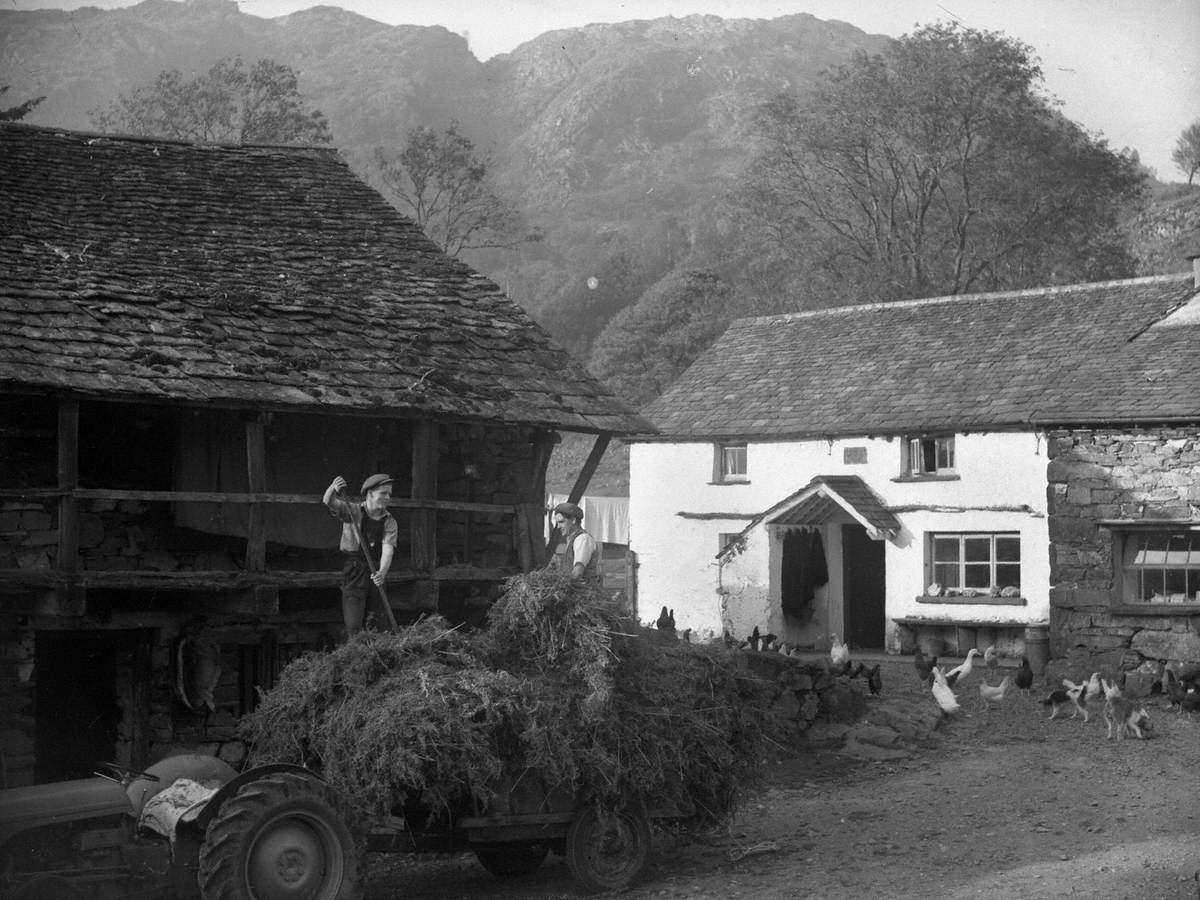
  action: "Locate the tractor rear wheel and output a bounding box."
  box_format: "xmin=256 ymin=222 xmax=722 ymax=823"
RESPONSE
xmin=197 ymin=772 xmax=360 ymax=900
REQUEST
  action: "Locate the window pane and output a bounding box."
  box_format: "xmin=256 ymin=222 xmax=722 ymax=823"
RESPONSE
xmin=996 ymin=564 xmax=1021 ymax=590
xmin=936 ymin=437 xmax=954 ymax=470
xmin=933 ymin=537 xmax=960 ymax=563
xmin=995 ymin=537 xmax=1020 ymax=562
xmin=921 ymin=440 xmax=937 ymax=473
xmin=1188 ymin=569 xmax=1200 ymax=599
xmin=934 ymin=563 xmax=959 ymax=588
xmin=1165 ymin=568 xmax=1187 ymax=597
xmin=964 ymin=537 xmax=991 ymax=562
xmin=964 ymin=564 xmax=990 ymax=588
xmin=721 ymin=445 xmax=746 ymax=476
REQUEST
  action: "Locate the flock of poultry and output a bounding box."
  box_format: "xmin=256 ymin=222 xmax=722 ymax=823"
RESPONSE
xmin=911 ymin=642 xmax=1200 ymax=728
xmin=654 ymin=611 xmax=1200 ymax=731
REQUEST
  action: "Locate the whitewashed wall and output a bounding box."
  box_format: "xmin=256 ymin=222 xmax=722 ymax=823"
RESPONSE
xmin=629 ymin=432 xmax=1051 ymax=645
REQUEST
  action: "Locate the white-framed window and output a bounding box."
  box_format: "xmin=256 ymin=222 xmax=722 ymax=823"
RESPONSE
xmin=714 ymin=442 xmax=747 ymax=483
xmin=904 ymin=435 xmax=955 ymax=476
xmin=1118 ymin=530 xmax=1200 ymax=603
xmin=931 ymin=532 xmax=1020 ymax=592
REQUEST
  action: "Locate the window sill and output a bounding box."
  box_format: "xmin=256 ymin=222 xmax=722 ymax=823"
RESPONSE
xmin=917 ymin=594 xmax=1027 ymax=606
xmin=1110 ymin=603 xmax=1200 ymax=616
xmin=891 ymin=474 xmax=961 ymax=483
xmin=708 ymin=480 xmax=750 ymax=486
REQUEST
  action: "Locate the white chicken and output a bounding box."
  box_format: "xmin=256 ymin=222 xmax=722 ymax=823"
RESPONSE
xmin=829 ymin=633 xmax=850 ymax=668
xmin=944 ymin=648 xmax=981 ymax=688
xmin=931 ymin=666 xmax=960 ymax=715
xmin=1084 ymin=671 xmax=1104 ymax=702
xmin=983 ymin=644 xmax=998 ymax=678
xmin=978 ymin=675 xmax=1013 ymax=711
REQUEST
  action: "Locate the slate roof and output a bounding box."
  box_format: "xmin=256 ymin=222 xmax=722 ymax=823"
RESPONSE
xmin=642 ymin=273 xmax=1198 ymax=440
xmin=0 ymin=124 xmax=652 ymax=435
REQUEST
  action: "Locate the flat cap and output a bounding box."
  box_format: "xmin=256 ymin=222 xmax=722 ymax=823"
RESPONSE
xmin=553 ymin=501 xmax=584 ymax=520
xmin=361 ymin=473 xmax=394 ymax=494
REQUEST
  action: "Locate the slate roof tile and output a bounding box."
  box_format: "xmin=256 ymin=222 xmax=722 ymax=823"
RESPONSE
xmin=2 ymin=124 xmax=652 ymax=435
xmin=642 ymin=274 xmax=1198 ymax=439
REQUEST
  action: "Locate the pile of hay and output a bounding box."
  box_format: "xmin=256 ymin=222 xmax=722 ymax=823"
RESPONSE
xmin=242 ymin=570 xmax=774 ymax=825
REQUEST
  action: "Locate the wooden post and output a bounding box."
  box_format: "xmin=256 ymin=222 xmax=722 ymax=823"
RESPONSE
xmin=244 ymin=415 xmax=267 ymax=572
xmin=56 ymin=397 xmax=79 ymax=574
xmin=411 ymin=419 xmax=439 ymax=609
xmin=545 ymin=433 xmax=610 ymax=557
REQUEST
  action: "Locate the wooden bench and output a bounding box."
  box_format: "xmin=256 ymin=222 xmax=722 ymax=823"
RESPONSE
xmin=892 ymin=616 xmax=1037 ymax=659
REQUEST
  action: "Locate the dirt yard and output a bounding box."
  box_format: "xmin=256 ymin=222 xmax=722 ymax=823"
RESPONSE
xmin=363 ymin=655 xmax=1200 ymax=900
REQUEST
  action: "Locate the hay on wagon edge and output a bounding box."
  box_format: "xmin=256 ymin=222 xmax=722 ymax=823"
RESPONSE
xmin=242 ymin=570 xmax=776 ymax=826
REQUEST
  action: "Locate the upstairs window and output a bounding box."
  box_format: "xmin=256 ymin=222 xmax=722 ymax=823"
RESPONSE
xmin=931 ymin=532 xmax=1020 ymax=594
xmin=904 ymin=435 xmax=955 ymax=477
xmin=714 ymin=442 xmax=747 ymax=483
xmin=1119 ymin=530 xmax=1200 ymax=604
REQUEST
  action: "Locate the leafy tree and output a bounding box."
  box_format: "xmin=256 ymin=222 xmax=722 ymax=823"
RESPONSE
xmin=89 ymin=57 xmax=331 ymax=145
xmin=589 ymin=270 xmax=738 ymax=407
xmin=1 ymin=86 xmax=45 ymax=121
xmin=375 ymin=123 xmax=539 ymax=257
xmin=1171 ymin=120 xmax=1200 ymax=185
xmin=739 ymin=23 xmax=1145 ymax=303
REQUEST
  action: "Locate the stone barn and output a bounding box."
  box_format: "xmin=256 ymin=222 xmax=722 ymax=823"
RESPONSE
xmin=1040 ymin=254 xmax=1200 ymax=690
xmin=0 ymin=123 xmax=650 ymax=785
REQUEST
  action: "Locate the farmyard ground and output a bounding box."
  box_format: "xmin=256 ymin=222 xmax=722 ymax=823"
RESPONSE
xmin=363 ymin=655 xmax=1200 ymax=900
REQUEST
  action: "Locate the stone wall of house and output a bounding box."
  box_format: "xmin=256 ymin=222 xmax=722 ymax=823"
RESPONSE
xmin=1046 ymin=427 xmax=1200 ymax=689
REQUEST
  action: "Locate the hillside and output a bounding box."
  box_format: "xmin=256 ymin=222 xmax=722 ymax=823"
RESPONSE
xmin=0 ymin=2 xmax=888 ymax=352
xmin=2 ymin=0 xmax=1196 ymax=459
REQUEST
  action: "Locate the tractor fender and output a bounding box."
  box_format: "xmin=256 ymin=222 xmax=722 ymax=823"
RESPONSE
xmin=127 ymin=754 xmax=239 ymax=820
xmin=188 ymin=763 xmax=325 ymax=833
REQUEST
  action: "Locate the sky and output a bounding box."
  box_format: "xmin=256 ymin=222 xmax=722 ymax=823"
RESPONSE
xmin=9 ymin=0 xmax=1200 ymax=179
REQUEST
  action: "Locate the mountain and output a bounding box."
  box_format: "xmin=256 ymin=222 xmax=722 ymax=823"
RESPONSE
xmin=3 ymin=0 xmax=1195 ymax=467
xmin=0 ymin=2 xmax=890 ymax=346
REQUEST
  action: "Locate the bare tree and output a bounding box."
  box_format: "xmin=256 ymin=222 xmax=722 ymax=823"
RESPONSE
xmin=89 ymin=57 xmax=330 ymax=145
xmin=375 ymin=123 xmax=539 ymax=257
xmin=740 ymin=23 xmax=1144 ymax=303
xmin=1171 ymin=120 xmax=1200 ymax=185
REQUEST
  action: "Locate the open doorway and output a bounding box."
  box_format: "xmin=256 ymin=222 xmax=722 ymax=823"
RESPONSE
xmin=34 ymin=630 xmax=150 ymax=782
xmin=842 ymin=523 xmax=885 ymax=650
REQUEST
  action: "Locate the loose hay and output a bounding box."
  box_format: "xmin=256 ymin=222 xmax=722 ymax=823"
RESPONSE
xmin=243 ymin=571 xmax=774 ymax=826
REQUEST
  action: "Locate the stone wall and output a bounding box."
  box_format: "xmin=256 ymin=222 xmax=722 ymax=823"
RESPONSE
xmin=1046 ymin=427 xmax=1200 ymax=688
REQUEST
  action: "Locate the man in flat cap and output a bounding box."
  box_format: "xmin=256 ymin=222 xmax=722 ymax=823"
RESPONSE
xmin=551 ymin=501 xmax=602 ymax=588
xmin=323 ymin=473 xmax=399 ymax=636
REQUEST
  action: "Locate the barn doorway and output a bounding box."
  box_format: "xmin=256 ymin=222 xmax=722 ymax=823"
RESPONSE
xmin=34 ymin=630 xmax=151 ymax=783
xmin=842 ymin=523 xmax=886 ymax=650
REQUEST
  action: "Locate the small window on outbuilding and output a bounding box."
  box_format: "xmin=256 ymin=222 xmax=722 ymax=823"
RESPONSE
xmin=1116 ymin=529 xmax=1200 ymax=604
xmin=903 ymin=435 xmax=955 ymax=477
xmin=713 ymin=442 xmax=748 ymax=483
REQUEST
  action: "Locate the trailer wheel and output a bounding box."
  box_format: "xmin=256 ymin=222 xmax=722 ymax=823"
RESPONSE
xmin=564 ymin=803 xmax=651 ymax=893
xmin=474 ymin=840 xmax=549 ymax=878
xmin=197 ymin=773 xmax=361 ymax=900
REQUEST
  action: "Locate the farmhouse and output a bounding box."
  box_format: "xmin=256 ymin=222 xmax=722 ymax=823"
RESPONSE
xmin=0 ymin=123 xmax=651 ymax=786
xmin=629 ymin=266 xmax=1200 ymax=680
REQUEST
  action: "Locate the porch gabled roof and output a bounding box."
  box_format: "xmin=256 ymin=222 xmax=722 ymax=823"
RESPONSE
xmin=718 ymin=475 xmax=900 ymax=559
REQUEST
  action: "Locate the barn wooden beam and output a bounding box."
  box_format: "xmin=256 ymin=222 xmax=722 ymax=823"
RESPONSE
xmin=56 ymin=396 xmax=79 ymax=576
xmin=410 ymin=419 xmax=439 ymax=609
xmin=244 ymin=414 xmax=267 ymax=572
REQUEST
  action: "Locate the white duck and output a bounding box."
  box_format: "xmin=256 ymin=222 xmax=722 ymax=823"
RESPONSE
xmin=931 ymin=666 xmax=960 ymax=714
